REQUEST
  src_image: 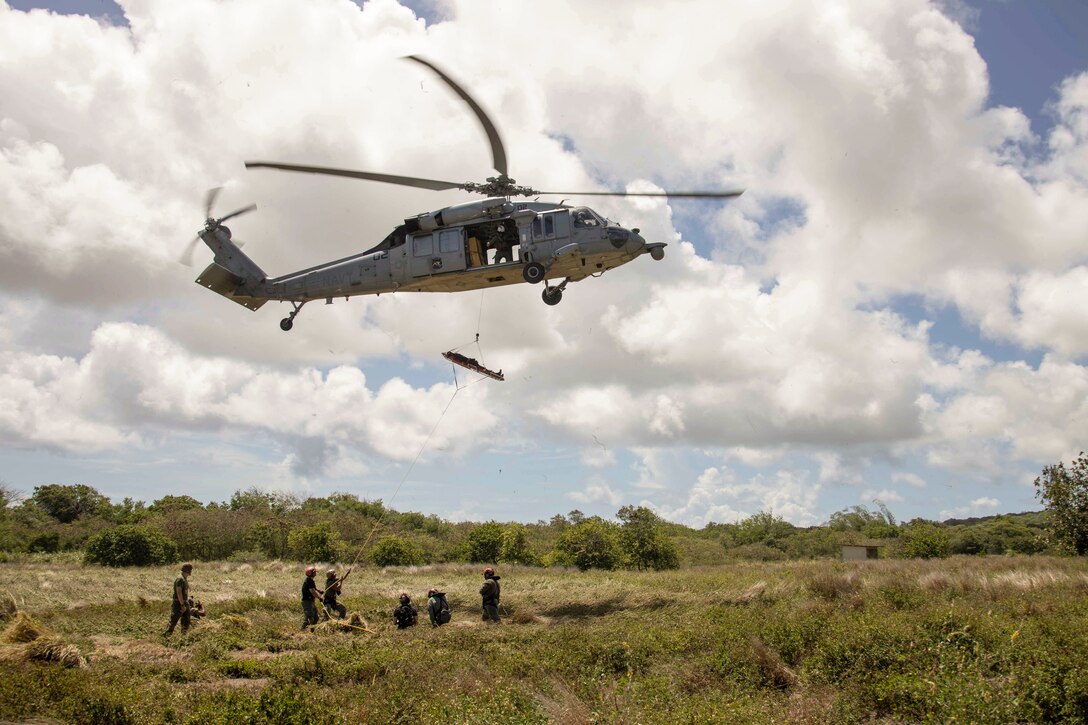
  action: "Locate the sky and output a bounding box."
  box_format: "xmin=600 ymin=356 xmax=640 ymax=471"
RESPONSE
xmin=1 ymin=0 xmax=1086 ymax=527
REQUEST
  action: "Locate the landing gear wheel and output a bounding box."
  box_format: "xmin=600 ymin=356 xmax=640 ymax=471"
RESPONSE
xmin=522 ymin=262 xmax=546 ymax=284
xmin=542 ymin=287 xmax=563 ymax=305
xmin=280 ymin=318 xmax=294 ymax=331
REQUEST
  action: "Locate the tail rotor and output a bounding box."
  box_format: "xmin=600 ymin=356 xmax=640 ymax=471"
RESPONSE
xmin=179 ymin=189 xmax=257 ymax=266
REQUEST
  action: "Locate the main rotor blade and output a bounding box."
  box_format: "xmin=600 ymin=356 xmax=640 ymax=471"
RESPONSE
xmin=217 ymin=203 xmax=257 ymax=224
xmin=536 ymin=189 xmax=746 ymax=199
xmin=245 ymin=161 xmax=464 ymax=192
xmin=204 ymin=187 xmax=222 ymax=218
xmin=404 ymin=55 xmax=508 ymax=178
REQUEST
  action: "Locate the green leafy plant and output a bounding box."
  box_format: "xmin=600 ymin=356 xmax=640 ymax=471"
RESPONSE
xmin=83 ymin=525 xmax=178 ymax=566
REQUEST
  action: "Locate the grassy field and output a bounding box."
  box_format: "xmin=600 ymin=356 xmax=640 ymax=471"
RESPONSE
xmin=1 ymin=556 xmax=1087 ymax=723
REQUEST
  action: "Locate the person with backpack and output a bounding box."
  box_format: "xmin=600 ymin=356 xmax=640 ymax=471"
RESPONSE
xmin=393 ymin=592 xmax=418 ymax=629
xmin=322 ymin=569 xmax=347 ymax=620
xmin=480 ymin=567 xmax=501 ymax=623
xmin=427 ymin=587 xmax=451 ymax=627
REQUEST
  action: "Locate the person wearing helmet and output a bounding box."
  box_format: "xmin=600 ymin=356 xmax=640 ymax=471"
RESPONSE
xmin=164 ymin=563 xmax=194 ymax=636
xmin=393 ymin=592 xmax=418 ymax=629
xmin=300 ymin=565 xmax=323 ymax=630
xmin=322 ymin=569 xmax=347 ymax=620
xmin=480 ymin=567 xmax=501 ymax=623
xmin=427 ymin=587 xmax=451 ymax=627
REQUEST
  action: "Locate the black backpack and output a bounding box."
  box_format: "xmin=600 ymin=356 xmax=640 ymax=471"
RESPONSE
xmin=435 ymin=595 xmax=451 ymax=624
xmin=394 ymin=604 xmax=416 ymax=628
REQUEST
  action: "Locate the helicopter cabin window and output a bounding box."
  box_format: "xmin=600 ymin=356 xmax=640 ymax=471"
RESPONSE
xmin=413 ymin=234 xmax=434 ymax=256
xmin=532 ymin=211 xmax=570 ymax=240
xmin=572 ymin=208 xmax=602 ymax=228
xmin=439 ymin=229 xmax=461 ymax=254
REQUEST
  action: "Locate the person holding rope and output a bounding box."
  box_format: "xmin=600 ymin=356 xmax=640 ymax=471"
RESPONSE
xmin=480 ymin=567 xmax=501 ymax=624
xmin=322 ymin=569 xmax=347 ymax=620
xmin=300 ymin=565 xmax=323 ymax=630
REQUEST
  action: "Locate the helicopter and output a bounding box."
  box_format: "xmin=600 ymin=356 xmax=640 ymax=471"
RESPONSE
xmin=187 ymin=56 xmax=743 ymax=332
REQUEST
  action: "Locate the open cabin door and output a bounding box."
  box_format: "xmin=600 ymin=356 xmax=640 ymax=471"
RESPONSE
xmin=410 ymin=229 xmax=467 ymax=278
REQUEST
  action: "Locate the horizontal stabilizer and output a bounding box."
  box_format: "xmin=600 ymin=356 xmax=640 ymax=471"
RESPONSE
xmin=195 ymin=263 xmax=266 ymax=311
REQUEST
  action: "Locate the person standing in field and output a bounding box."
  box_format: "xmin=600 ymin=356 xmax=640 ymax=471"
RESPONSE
xmin=301 ymin=565 xmax=323 ymax=630
xmin=322 ymin=569 xmax=347 ymax=620
xmin=427 ymin=587 xmax=451 ymax=627
xmin=480 ymin=567 xmax=501 ymax=624
xmin=164 ymin=563 xmax=193 ymax=636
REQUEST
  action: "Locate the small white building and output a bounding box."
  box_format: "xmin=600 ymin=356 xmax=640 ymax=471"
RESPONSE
xmin=841 ymin=544 xmax=882 ymax=561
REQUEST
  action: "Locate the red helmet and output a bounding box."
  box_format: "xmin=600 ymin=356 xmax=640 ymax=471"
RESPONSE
xmin=483 ymin=567 xmax=494 ymax=577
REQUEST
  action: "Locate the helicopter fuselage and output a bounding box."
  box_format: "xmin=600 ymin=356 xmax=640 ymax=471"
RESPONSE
xmin=195 ymin=197 xmax=665 ymax=327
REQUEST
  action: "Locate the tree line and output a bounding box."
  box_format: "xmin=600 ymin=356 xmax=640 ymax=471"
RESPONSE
xmin=0 ymin=450 xmax=1084 ymax=568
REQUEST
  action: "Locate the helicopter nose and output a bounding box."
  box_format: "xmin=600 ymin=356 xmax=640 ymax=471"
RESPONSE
xmin=629 ymin=228 xmax=646 ymax=251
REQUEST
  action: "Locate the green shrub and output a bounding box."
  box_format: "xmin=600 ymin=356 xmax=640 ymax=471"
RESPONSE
xmin=83 ymin=525 xmax=178 ymax=566
xmin=370 ymin=535 xmax=423 ymax=567
xmin=287 ymin=522 xmax=341 ymax=563
xmin=500 ymin=523 xmax=540 ymax=565
xmin=895 ymin=520 xmax=950 ymax=559
xmin=552 ymin=517 xmax=621 ymax=571
xmin=26 ymin=532 xmax=60 ymax=554
xmin=465 ymin=522 xmax=505 ymax=563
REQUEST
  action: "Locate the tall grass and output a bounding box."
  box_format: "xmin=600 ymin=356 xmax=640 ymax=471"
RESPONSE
xmin=0 ymin=556 xmax=1085 ymax=722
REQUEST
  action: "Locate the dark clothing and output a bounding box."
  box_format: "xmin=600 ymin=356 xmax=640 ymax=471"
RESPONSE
xmin=165 ymin=601 xmax=190 ymax=635
xmin=302 ymin=600 xmax=319 ymax=629
xmin=322 ymin=579 xmax=346 ymax=620
xmin=480 ymin=576 xmax=500 ymax=605
xmin=428 ymin=593 xmax=451 ymax=626
xmin=393 ymin=603 xmax=418 ymax=629
xmin=323 ymin=601 xmax=348 ymax=620
xmin=173 ymin=576 xmax=189 ymax=605
xmin=164 ymin=575 xmax=190 ymax=635
xmin=301 ymin=575 xmax=321 ymax=629
xmin=480 ymin=575 xmax=501 ymax=623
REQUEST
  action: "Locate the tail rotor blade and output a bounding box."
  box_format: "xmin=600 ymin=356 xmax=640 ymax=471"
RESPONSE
xmin=217 ymin=203 xmax=257 ymax=224
xmin=179 ymin=236 xmax=200 ymax=267
xmin=204 ymin=187 xmax=223 ymax=218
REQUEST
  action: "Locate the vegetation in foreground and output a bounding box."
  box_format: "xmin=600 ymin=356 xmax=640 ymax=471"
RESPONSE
xmin=2 ymin=556 xmax=1088 ymax=723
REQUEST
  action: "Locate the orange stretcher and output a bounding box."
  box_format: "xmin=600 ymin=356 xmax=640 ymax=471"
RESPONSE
xmin=443 ymin=351 xmax=504 ymax=381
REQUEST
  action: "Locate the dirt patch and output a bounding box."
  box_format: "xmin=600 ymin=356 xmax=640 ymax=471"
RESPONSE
xmin=89 ymin=635 xmax=189 ymax=663
xmin=186 ymin=677 xmax=272 ymax=692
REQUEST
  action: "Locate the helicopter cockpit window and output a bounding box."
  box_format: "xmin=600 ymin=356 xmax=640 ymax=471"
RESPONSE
xmin=412 ymin=234 xmax=434 ymax=257
xmin=572 ymin=208 xmax=602 ymax=228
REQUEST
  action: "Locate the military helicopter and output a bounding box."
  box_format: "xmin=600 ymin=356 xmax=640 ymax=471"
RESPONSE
xmin=187 ymin=56 xmax=742 ymax=331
